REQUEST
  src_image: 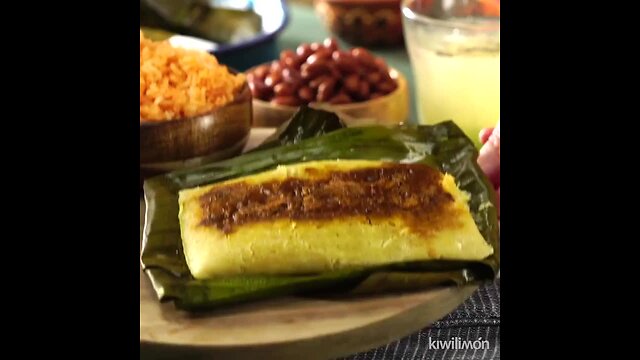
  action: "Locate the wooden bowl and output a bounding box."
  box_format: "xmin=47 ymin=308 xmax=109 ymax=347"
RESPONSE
xmin=314 ymin=0 xmax=404 ymax=47
xmin=140 ymin=82 xmax=252 ymax=182
xmin=252 ymin=68 xmax=408 ymax=128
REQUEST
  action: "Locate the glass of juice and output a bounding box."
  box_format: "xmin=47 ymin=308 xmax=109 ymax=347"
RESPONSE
xmin=401 ymin=0 xmax=500 ymax=148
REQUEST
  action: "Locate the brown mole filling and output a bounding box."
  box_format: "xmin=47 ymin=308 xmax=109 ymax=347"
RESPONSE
xmin=198 ymin=163 xmax=458 ymax=234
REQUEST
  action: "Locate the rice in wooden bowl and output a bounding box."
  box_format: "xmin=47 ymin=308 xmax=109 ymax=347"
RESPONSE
xmin=140 ymin=31 xmax=252 ymax=184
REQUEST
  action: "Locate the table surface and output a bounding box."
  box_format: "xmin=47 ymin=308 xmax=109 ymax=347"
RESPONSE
xmin=275 ymin=3 xmax=418 ymax=124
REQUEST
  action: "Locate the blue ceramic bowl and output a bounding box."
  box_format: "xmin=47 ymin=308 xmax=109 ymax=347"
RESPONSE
xmin=212 ymin=0 xmax=289 ymax=71
xmin=143 ymin=0 xmax=289 ymax=71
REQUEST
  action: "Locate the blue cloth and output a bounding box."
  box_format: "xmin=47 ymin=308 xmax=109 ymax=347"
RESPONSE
xmin=344 ymin=281 xmax=500 ymax=359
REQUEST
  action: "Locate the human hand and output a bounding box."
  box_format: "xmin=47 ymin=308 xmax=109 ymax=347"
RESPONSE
xmin=478 ymin=121 xmax=500 ymax=217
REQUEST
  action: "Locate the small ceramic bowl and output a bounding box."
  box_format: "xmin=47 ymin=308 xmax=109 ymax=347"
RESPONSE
xmin=252 ymin=68 xmax=408 ymax=127
xmin=314 ymin=0 xmax=404 ymax=47
xmin=141 ymin=0 xmax=290 ymax=71
xmin=140 ymin=82 xmax=252 ymax=184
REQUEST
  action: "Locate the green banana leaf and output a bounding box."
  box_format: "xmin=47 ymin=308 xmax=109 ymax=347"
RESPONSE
xmin=141 ymin=107 xmax=499 ymax=311
xmin=250 ymin=106 xmax=346 ymax=152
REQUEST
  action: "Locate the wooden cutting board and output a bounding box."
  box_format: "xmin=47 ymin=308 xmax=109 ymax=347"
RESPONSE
xmin=140 ymin=128 xmax=479 ymax=359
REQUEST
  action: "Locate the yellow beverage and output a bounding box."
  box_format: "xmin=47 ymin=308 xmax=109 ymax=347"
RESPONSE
xmin=402 ymin=8 xmax=500 ymax=148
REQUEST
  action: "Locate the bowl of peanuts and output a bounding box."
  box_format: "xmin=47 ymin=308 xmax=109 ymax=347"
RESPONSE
xmin=246 ymin=38 xmax=409 ymax=127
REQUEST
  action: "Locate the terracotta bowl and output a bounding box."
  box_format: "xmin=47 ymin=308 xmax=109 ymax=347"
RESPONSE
xmin=140 ymin=82 xmax=252 ymax=184
xmin=251 ymin=67 xmax=408 ymax=128
xmin=314 ymin=0 xmax=404 ymax=47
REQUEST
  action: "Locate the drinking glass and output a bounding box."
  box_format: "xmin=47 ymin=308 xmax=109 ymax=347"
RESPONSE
xmin=402 ymin=0 xmax=500 ymax=148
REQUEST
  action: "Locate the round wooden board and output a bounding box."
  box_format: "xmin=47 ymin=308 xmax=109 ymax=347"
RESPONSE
xmin=140 ymin=128 xmax=479 ymax=359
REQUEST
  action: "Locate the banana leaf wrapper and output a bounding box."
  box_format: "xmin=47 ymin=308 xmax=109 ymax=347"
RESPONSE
xmin=141 ymin=107 xmax=500 ymax=311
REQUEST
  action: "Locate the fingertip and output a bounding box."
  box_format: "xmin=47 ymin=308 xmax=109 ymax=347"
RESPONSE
xmin=479 ymin=127 xmax=494 ymax=144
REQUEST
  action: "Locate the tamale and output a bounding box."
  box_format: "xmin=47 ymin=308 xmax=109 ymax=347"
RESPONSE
xmin=178 ymin=159 xmax=493 ymax=278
